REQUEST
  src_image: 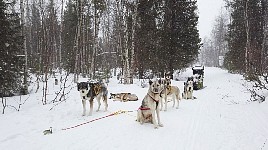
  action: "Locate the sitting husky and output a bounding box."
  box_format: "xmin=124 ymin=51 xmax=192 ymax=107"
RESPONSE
xmin=77 ymin=81 xmax=108 ymax=116
xmin=182 ymin=77 xmax=194 ymax=100
xmin=136 ymin=79 xmax=163 ymax=129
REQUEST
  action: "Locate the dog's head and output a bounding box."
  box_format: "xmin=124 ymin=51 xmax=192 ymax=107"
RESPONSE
xmin=187 ymin=76 xmax=194 ymax=82
xmin=185 ymin=80 xmax=193 ymax=91
xmin=164 ymin=72 xmax=171 ymax=80
xmin=166 ymin=78 xmax=171 ymax=87
xmin=109 ymin=93 xmax=116 ymax=99
xmin=77 ymin=82 xmax=89 ymax=91
xmin=77 ymin=82 xmax=90 ymax=97
xmin=149 ymin=79 xmax=162 ymax=94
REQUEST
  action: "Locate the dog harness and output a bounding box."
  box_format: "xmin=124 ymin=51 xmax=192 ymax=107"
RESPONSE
xmin=138 ymin=93 xmax=160 ymax=110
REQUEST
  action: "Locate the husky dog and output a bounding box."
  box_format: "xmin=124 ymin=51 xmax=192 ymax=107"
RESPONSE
xmin=77 ymin=81 xmax=108 ymax=116
xmin=160 ymin=85 xmax=181 ymax=111
xmin=160 ymin=76 xmax=181 ymax=111
xmin=109 ymin=93 xmax=138 ymax=102
xmin=136 ymin=79 xmax=163 ymax=129
xmin=182 ymin=77 xmax=194 ymax=100
xmin=164 ymin=71 xmax=172 ymax=80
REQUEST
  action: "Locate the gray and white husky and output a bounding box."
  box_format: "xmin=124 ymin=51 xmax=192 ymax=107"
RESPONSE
xmin=77 ymin=81 xmax=108 ymax=116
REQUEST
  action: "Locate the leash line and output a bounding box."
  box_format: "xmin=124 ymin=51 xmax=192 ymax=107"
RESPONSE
xmin=62 ymin=110 xmax=136 ymax=131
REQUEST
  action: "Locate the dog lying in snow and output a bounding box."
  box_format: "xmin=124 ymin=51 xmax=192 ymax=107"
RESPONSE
xmin=136 ymin=79 xmax=163 ymax=129
xmin=109 ymin=93 xmax=138 ymax=102
xmin=77 ymin=81 xmax=108 ymax=116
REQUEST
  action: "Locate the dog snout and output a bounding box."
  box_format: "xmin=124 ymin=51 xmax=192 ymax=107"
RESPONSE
xmin=154 ymin=88 xmax=158 ymax=93
xmin=82 ymin=90 xmax=85 ymax=93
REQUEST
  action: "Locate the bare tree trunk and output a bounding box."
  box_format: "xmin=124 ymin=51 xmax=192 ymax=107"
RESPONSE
xmin=123 ymin=5 xmax=130 ymax=84
xmin=244 ymin=0 xmax=251 ymax=74
xmin=20 ymin=0 xmax=28 ymax=95
xmin=2 ymin=97 xmax=6 ymax=114
xmin=35 ymin=73 xmax=40 ymax=93
xmin=129 ymin=1 xmax=137 ymax=84
xmin=91 ymin=3 xmax=100 ymax=79
xmin=74 ymin=0 xmax=84 ymax=83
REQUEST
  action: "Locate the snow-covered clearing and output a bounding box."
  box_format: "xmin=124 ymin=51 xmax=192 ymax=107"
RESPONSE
xmin=1 ymin=67 xmax=268 ymax=150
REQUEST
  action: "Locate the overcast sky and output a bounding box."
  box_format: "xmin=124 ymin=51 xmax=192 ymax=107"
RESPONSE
xmin=197 ymin=0 xmax=225 ymax=40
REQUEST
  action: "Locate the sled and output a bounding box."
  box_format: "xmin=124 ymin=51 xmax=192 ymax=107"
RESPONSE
xmin=192 ymin=66 xmax=204 ymax=90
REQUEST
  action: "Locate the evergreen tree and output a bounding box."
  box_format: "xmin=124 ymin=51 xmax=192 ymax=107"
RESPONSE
xmin=135 ymin=0 xmax=158 ymax=77
xmin=160 ymin=0 xmax=201 ymax=74
xmin=225 ymin=0 xmax=246 ymax=73
xmin=0 ymin=0 xmax=24 ymax=96
xmin=225 ymin=0 xmax=264 ymax=74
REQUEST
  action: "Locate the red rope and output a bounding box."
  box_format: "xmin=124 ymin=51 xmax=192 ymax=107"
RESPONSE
xmin=139 ymin=107 xmax=150 ymax=110
xmin=61 ymin=110 xmax=132 ymax=131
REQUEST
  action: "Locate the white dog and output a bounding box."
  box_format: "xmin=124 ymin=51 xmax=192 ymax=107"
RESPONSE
xmin=160 ymin=85 xmax=181 ymax=111
xmin=136 ymin=79 xmax=163 ymax=129
xmin=77 ymin=82 xmax=108 ymax=116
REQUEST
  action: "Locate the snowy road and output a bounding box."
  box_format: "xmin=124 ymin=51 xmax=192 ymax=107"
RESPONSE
xmin=1 ymin=67 xmax=268 ymax=150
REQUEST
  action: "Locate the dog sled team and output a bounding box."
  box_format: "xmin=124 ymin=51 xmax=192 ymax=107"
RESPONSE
xmin=77 ymin=66 xmax=204 ymax=129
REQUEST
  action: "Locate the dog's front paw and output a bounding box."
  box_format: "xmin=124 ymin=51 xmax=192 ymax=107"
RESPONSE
xmin=154 ymin=126 xmax=159 ymax=129
xmin=82 ymin=111 xmax=86 ymax=116
xmin=176 ymin=106 xmax=179 ymax=109
xmin=158 ymin=123 xmax=164 ymax=127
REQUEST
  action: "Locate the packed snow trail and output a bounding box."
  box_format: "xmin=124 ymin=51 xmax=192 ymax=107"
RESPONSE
xmin=1 ymin=67 xmax=268 ymax=150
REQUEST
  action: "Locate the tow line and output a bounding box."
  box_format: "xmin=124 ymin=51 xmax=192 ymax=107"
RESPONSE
xmin=62 ymin=110 xmax=134 ymax=131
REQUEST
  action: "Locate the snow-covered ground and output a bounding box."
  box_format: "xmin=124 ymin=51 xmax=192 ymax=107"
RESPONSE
xmin=1 ymin=67 xmax=268 ymax=150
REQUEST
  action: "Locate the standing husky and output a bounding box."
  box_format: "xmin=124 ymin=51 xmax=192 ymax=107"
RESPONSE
xmin=160 ymin=77 xmax=181 ymax=111
xmin=136 ymin=79 xmax=163 ymax=129
xmin=77 ymin=81 xmax=108 ymax=116
xmin=160 ymin=85 xmax=181 ymax=111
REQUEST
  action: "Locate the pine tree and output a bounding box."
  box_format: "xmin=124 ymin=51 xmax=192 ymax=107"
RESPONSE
xmin=160 ymin=0 xmax=201 ymax=74
xmin=0 ymin=0 xmax=24 ymax=96
xmin=135 ymin=0 xmax=158 ymax=77
xmin=225 ymin=0 xmax=264 ymax=74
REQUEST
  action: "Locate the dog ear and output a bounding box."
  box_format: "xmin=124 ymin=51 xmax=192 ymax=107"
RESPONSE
xmin=149 ymin=80 xmax=153 ymax=85
xmin=109 ymin=93 xmax=112 ymax=99
xmin=158 ymin=79 xmax=162 ymax=84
